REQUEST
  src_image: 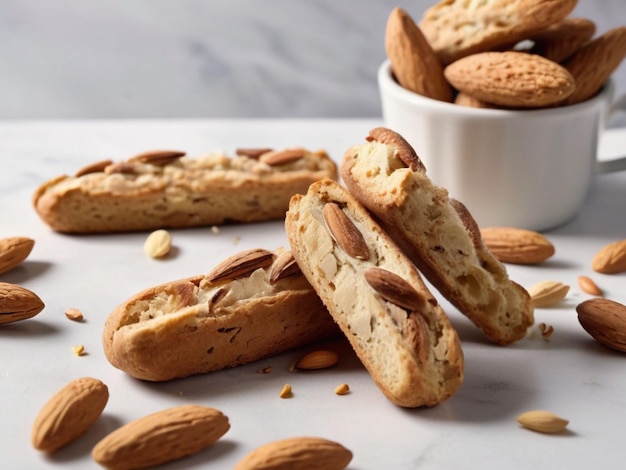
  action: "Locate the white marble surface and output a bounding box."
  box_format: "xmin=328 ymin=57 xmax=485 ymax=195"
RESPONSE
xmin=1 ymin=119 xmax=626 ymax=469
xmin=0 ymin=0 xmax=625 ymax=121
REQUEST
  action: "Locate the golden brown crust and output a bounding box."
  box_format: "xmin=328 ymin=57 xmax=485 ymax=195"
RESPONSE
xmin=102 ymin=250 xmax=338 ymax=381
xmin=33 ymin=148 xmax=338 ymax=233
xmin=341 ymin=128 xmax=534 ymax=345
xmin=285 ymin=179 xmax=464 ymax=408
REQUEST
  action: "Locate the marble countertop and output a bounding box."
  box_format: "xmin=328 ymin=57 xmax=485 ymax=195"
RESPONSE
xmin=1 ymin=119 xmax=626 ymax=469
xmin=0 ymin=0 xmax=625 ymax=121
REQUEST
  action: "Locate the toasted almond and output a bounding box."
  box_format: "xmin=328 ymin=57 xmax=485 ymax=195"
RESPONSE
xmin=104 ymin=161 xmax=137 ymax=174
xmin=92 ymin=405 xmax=229 ymax=469
xmin=205 ymin=248 xmax=274 ymax=284
xmin=233 ymin=436 xmax=353 ymax=470
xmin=259 ymin=148 xmax=305 ymax=166
xmin=269 ymin=250 xmax=301 ymax=283
xmin=0 ymin=282 xmax=45 ymax=325
xmin=335 ymin=383 xmax=350 ymax=396
xmin=74 ymin=159 xmax=114 ymax=177
xmin=577 ymin=275 xmax=603 ymax=296
xmin=128 ymin=149 xmax=186 ymax=166
xmin=144 ymin=229 xmax=172 ymax=258
xmin=279 ymin=384 xmax=293 ymax=399
xmin=517 ymin=410 xmax=569 ymax=433
xmin=591 ymin=239 xmax=626 ymax=274
xmin=294 ymin=350 xmax=339 ymax=371
xmin=480 ymin=227 xmax=555 ymax=264
xmin=528 ymin=280 xmax=569 ymax=307
xmin=0 ymin=236 xmax=35 ymax=274
xmin=65 ymin=308 xmax=84 ymax=322
xmin=576 ymin=298 xmax=626 ymax=352
xmin=366 ymin=127 xmax=424 ymax=172
xmin=32 ymin=377 xmax=109 ymax=453
xmin=322 ymin=202 xmax=370 ymax=260
xmin=364 ymin=266 xmax=422 ymax=311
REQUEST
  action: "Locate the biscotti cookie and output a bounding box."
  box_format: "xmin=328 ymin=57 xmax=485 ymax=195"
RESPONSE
xmin=385 ymin=7 xmax=453 ymax=102
xmin=33 ymin=148 xmax=338 ymax=233
xmin=285 ymin=178 xmax=464 ymax=407
xmin=103 ymin=248 xmax=339 ymax=381
xmin=341 ymin=128 xmax=534 ymax=345
xmin=420 ymin=0 xmax=578 ymax=65
xmin=444 ymin=51 xmax=575 ymax=108
xmin=563 ymin=26 xmax=626 ymax=105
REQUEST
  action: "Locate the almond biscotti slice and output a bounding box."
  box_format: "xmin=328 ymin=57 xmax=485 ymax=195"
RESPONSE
xmin=33 ymin=148 xmax=337 ymax=233
xmin=103 ymin=248 xmax=339 ymax=381
xmin=341 ymin=128 xmax=534 ymax=345
xmin=285 ymin=179 xmax=463 ymax=407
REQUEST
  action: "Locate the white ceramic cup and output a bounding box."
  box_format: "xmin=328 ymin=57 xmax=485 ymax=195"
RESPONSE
xmin=378 ymin=60 xmax=626 ymax=231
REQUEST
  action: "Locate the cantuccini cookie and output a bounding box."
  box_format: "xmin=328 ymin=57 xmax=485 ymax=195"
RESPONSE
xmin=103 ymin=248 xmax=339 ymax=381
xmin=385 ymin=7 xmax=453 ymax=102
xmin=419 ymin=0 xmax=578 ymax=65
xmin=444 ymin=51 xmax=575 ymax=108
xmin=33 ymin=147 xmax=337 ymax=233
xmin=341 ymin=128 xmax=534 ymax=345
xmin=285 ymin=178 xmax=464 ymax=408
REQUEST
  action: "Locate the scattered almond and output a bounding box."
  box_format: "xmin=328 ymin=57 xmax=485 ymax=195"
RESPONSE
xmin=576 ymin=298 xmax=626 ymax=352
xmin=279 ymin=384 xmax=293 ymax=399
xmin=517 ymin=410 xmax=569 ymax=433
xmin=335 ymin=383 xmax=350 ymax=396
xmin=591 ymin=239 xmax=626 ymax=274
xmin=65 ymin=308 xmax=84 ymax=322
xmin=480 ymin=227 xmax=555 ymax=264
xmin=256 ymin=366 xmax=273 ymax=374
xmin=72 ymin=345 xmax=86 ymax=356
xmin=538 ymin=323 xmax=554 ymax=340
xmin=144 ymin=229 xmax=172 ymax=258
xmin=233 ymin=436 xmax=353 ymax=470
xmin=32 ymin=377 xmax=109 ymax=453
xmin=294 ymin=350 xmax=339 ymax=371
xmin=528 ymin=280 xmax=569 ymax=307
xmin=92 ymin=405 xmax=229 ymax=469
xmin=0 ymin=282 xmax=45 ymax=325
xmin=577 ymin=275 xmax=603 ymax=296
xmin=0 ymin=236 xmax=35 ymax=274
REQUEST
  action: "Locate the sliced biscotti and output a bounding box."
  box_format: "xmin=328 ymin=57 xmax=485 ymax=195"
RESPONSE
xmin=285 ymin=179 xmax=463 ymax=407
xmin=341 ymin=128 xmax=534 ymax=345
xmin=103 ymin=248 xmax=338 ymax=381
xmin=33 ymin=148 xmax=337 ymax=233
xmin=420 ymin=0 xmax=578 ymax=65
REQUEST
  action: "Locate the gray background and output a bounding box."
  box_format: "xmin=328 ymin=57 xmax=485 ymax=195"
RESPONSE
xmin=1 ymin=0 xmax=625 ymax=119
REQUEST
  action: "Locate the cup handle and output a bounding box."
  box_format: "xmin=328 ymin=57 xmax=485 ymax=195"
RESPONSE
xmin=595 ymin=93 xmax=626 ymax=174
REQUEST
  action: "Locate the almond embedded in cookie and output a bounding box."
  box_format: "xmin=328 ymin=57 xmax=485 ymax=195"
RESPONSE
xmin=385 ymin=7 xmax=452 ymax=102
xmin=444 ymin=51 xmax=575 ymax=108
xmin=420 ymin=0 xmax=578 ymax=65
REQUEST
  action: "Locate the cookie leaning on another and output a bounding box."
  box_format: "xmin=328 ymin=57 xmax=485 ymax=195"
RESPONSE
xmin=341 ymin=128 xmax=534 ymax=345
xmin=285 ymin=179 xmax=464 ymax=408
xmin=103 ymin=248 xmax=339 ymax=381
xmin=33 ymin=148 xmax=337 ymax=233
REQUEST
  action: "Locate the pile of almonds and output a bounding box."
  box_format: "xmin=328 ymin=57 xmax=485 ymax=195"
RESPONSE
xmin=386 ymin=2 xmax=626 ymax=109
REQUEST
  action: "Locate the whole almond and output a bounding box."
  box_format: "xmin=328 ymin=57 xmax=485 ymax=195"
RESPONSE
xmin=0 ymin=282 xmax=45 ymax=324
xmin=517 ymin=410 xmax=569 ymax=433
xmin=233 ymin=436 xmax=353 ymax=470
xmin=366 ymin=127 xmax=424 ymax=172
xmin=294 ymin=350 xmax=339 ymax=371
xmin=269 ymin=250 xmax=301 ymax=283
xmin=0 ymin=236 xmax=34 ymax=274
xmin=205 ymin=248 xmax=275 ymax=283
xmin=577 ymin=275 xmax=603 ymax=297
xmin=143 ymin=229 xmax=172 ymax=258
xmin=444 ymin=51 xmax=575 ymax=108
xmin=480 ymin=227 xmax=555 ymax=264
xmin=128 ymin=149 xmax=186 ymax=166
xmin=528 ymin=17 xmax=596 ymax=64
xmin=364 ymin=266 xmax=423 ymax=311
xmin=32 ymin=377 xmax=109 ymax=453
xmin=528 ymin=280 xmax=569 ymax=308
xmin=74 ymin=159 xmax=114 ymax=177
xmin=92 ymin=405 xmax=230 ymax=470
xmin=322 ymin=202 xmax=370 ymax=260
xmin=576 ymin=298 xmax=626 ymax=352
xmin=591 ymin=239 xmax=626 ymax=274
xmin=259 ymin=148 xmax=305 ymax=166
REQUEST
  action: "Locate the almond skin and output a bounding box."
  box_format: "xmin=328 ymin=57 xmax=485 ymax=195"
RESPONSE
xmin=32 ymin=377 xmax=109 ymax=453
xmin=294 ymin=350 xmax=339 ymax=371
xmin=591 ymin=239 xmax=626 ymax=274
xmin=517 ymin=410 xmax=569 ymax=433
xmin=576 ymin=298 xmax=626 ymax=352
xmin=0 ymin=236 xmax=34 ymax=274
xmin=233 ymin=436 xmax=353 ymax=470
xmin=92 ymin=405 xmax=230 ymax=470
xmin=480 ymin=227 xmax=555 ymax=265
xmin=0 ymin=282 xmax=45 ymax=325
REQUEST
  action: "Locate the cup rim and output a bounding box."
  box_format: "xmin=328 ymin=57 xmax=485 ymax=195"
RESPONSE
xmin=378 ymin=59 xmax=614 ymax=117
